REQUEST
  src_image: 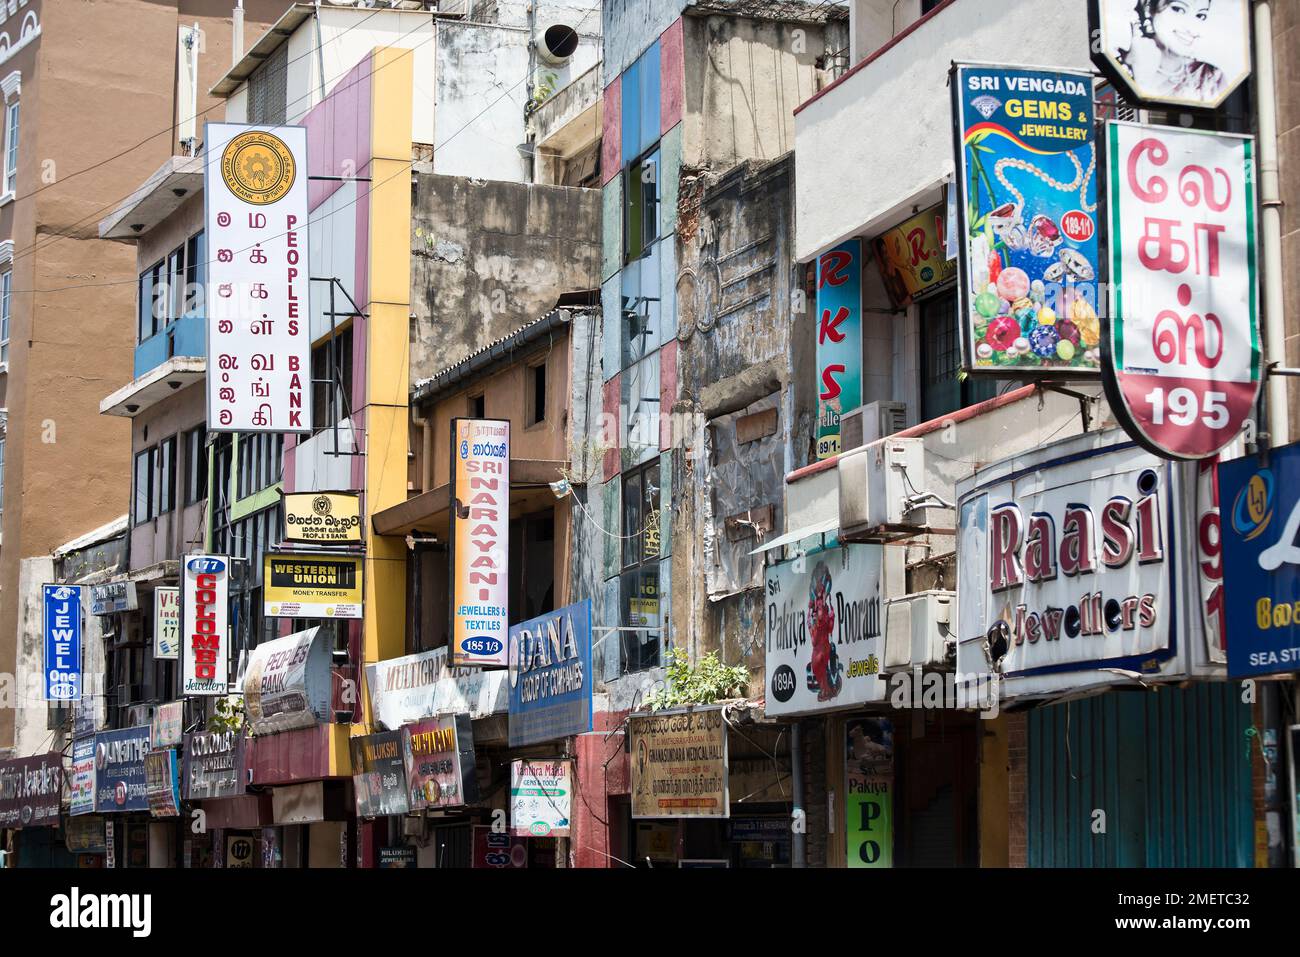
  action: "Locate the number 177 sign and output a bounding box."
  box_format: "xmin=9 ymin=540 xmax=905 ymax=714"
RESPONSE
xmin=1105 ymin=122 xmax=1259 ymax=460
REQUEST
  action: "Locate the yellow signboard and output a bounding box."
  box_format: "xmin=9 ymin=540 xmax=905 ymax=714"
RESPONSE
xmin=283 ymin=492 xmax=362 ymax=544
xmin=263 ymin=552 xmax=363 ymax=619
xmin=630 ymin=707 xmax=729 ymax=819
xmin=873 ymin=200 xmax=956 ymax=307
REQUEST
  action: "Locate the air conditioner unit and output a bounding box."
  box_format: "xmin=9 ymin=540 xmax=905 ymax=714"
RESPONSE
xmin=862 ymin=401 xmax=908 ymax=445
xmin=837 ymin=436 xmax=925 ymax=538
xmin=882 ymin=590 xmax=955 ymax=673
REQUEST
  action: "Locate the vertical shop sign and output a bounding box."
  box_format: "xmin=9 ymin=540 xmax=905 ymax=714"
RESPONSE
xmin=845 ymin=718 xmax=893 ymax=868
xmin=203 ymin=122 xmax=311 ymax=434
xmin=43 ymin=584 xmax=82 ymax=701
xmin=182 ymin=555 xmax=230 ymax=696
xmin=815 ymin=239 xmax=862 ymax=459
xmin=1105 ymin=121 xmax=1259 ymax=459
xmin=154 ymin=586 xmax=180 ymax=660
xmin=510 ymin=760 xmax=572 ymax=837
xmin=450 ymin=418 xmax=511 ymax=666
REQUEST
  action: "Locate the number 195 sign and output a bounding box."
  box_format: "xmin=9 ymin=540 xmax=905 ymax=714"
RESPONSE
xmin=1105 ymin=121 xmax=1259 ymax=460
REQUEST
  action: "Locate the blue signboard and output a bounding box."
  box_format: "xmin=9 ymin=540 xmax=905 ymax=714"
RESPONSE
xmin=815 ymin=239 xmax=863 ymax=460
xmin=508 ymin=600 xmax=593 ymax=748
xmin=93 ymin=726 xmax=150 ymax=813
xmin=1219 ymin=442 xmax=1300 ymax=677
xmin=43 ymin=584 xmax=82 ymax=702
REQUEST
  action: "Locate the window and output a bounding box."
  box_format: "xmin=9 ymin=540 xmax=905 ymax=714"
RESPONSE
xmin=183 ymin=231 xmax=205 ymax=317
xmin=4 ymin=101 xmax=18 ymax=196
xmin=0 ymin=268 xmax=9 ymax=364
xmin=247 ymin=42 xmax=288 ymax=126
xmin=469 ymin=394 xmax=486 ymax=419
xmin=920 ymin=292 xmax=998 ymax=422
xmin=624 ymin=150 xmax=659 ymax=263
xmin=619 ymin=459 xmax=662 ymax=673
xmin=185 ymin=426 xmax=207 ymax=505
xmin=157 ymin=435 xmax=177 ymax=515
xmin=310 ymin=328 xmax=354 ymax=431
xmin=526 ymin=360 xmax=547 ymax=427
xmin=138 ymin=260 xmax=164 ymax=342
xmin=136 ymin=232 xmax=204 ymax=343
xmin=236 ymin=432 xmax=283 ymax=500
xmin=133 ymin=448 xmax=154 ymax=524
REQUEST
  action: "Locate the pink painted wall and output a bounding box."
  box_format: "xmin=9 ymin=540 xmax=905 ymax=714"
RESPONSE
xmin=601 ymin=75 xmax=621 ymax=187
xmin=660 ymin=18 xmax=684 ymax=136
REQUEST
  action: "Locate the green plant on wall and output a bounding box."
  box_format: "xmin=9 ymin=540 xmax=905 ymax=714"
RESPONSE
xmin=208 ymin=695 xmax=245 ymax=735
xmin=527 ymin=71 xmax=559 ymax=113
xmin=646 ymin=647 xmax=748 ymax=711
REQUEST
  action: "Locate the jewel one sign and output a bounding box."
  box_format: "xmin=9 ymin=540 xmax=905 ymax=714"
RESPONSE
xmin=1105 ymin=121 xmax=1259 ymax=460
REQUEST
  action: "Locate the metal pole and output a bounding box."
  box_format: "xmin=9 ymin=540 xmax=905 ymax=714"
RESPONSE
xmin=1255 ymin=0 xmax=1288 ymax=445
xmin=791 ymin=719 xmax=806 ymax=868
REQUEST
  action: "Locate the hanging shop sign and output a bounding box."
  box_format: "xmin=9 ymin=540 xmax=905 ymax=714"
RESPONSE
xmin=351 ymin=731 xmax=410 ymax=819
xmin=1088 ymin=0 xmax=1251 ymax=111
xmin=70 ymin=737 xmax=97 ymax=816
xmin=401 ymin=714 xmax=479 ymax=811
xmin=1104 ymin=121 xmax=1259 ymax=460
xmin=241 ymin=626 xmax=332 ymax=735
xmin=144 ymin=750 xmax=182 ymax=818
xmin=94 ymin=726 xmax=151 ymax=813
xmin=203 ymin=122 xmax=312 ymax=434
xmin=764 ymin=544 xmax=893 ymax=717
xmin=450 ymin=417 xmax=511 ymax=666
xmin=263 ymin=552 xmax=363 ymax=619
xmin=65 ymin=816 xmax=106 ymax=854
xmin=182 ymin=555 xmax=230 ymax=696
xmin=629 ymin=707 xmax=729 ymax=819
xmin=845 ymin=717 xmax=894 ymax=869
xmin=1196 ymin=445 xmax=1237 ymax=666
xmin=952 ymin=64 xmax=1100 ymax=376
xmin=815 ymin=239 xmax=862 ymax=460
xmin=1218 ymin=442 xmax=1300 ymax=677
xmin=0 ymin=752 xmax=63 ymax=828
xmin=508 ymin=600 xmax=593 ymax=747
xmin=151 ymin=701 xmax=184 ymax=750
xmin=873 ymin=201 xmax=956 ymax=307
xmin=955 ymin=431 xmax=1175 ymax=680
xmin=154 ymin=586 xmax=180 ymax=660
xmin=43 ymin=584 xmax=82 ymax=702
xmin=226 ymin=834 xmax=256 ymax=868
xmin=378 ymin=846 xmax=416 ymax=868
xmin=471 ymin=825 xmax=528 ymax=868
xmin=90 ymin=580 xmax=138 ymax=616
xmin=283 ymin=491 xmax=362 ymax=544
xmin=366 ymin=646 xmax=508 ymax=731
xmin=183 ymin=730 xmax=246 ymax=800
xmin=510 ymin=759 xmax=572 ymax=837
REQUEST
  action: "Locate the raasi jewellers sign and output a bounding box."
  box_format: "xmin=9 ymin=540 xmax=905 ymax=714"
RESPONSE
xmin=956 ymin=431 xmax=1175 ymax=680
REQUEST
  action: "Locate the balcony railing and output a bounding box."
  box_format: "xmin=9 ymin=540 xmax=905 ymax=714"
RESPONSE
xmin=134 ymin=313 xmax=205 ymax=379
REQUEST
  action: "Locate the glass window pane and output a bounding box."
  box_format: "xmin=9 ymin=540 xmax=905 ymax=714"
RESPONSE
xmin=620 ymin=59 xmax=640 ymax=168
xmin=639 ymin=44 xmax=661 ymax=158
xmin=5 ymin=102 xmax=18 ymax=194
xmin=134 ymin=449 xmax=151 ymax=524
xmin=621 ymin=352 xmax=660 ymax=468
xmin=622 ymin=470 xmax=641 ymax=568
xmin=642 ymin=461 xmax=661 ymax=562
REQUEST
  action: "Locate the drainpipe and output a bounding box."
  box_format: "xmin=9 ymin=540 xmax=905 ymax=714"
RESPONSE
xmin=411 ymin=401 xmax=432 ymax=494
xmin=791 ymin=719 xmax=806 ymax=868
xmin=1255 ymin=1 xmax=1288 ymax=445
xmin=232 ymin=1 xmax=244 ymax=68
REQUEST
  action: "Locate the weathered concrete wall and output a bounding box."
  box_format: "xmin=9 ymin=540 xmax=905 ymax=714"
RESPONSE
xmin=11 ymin=555 xmax=53 ymax=759
xmin=602 ymin=0 xmax=686 ymax=83
xmin=409 ymin=173 xmax=600 ymax=383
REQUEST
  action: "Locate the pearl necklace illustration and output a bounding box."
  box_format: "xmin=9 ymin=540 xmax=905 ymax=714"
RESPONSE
xmin=994 ymin=142 xmax=1097 ymax=215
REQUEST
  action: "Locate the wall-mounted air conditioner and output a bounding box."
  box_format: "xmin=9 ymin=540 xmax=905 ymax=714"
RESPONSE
xmin=882 ymin=590 xmax=955 ymax=673
xmin=837 ymin=436 xmax=925 ymax=539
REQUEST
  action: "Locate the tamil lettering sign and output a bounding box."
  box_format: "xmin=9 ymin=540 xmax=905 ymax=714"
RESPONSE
xmin=956 ymin=431 xmax=1175 ymax=679
xmin=873 ymin=202 xmax=956 ymax=307
xmin=43 ymin=584 xmax=82 ymax=702
xmin=401 ymin=714 xmax=479 ymax=811
xmin=472 ymin=825 xmax=528 ymax=868
xmin=241 ymin=627 xmax=332 ymax=735
xmin=283 ymin=492 xmax=362 ymax=544
xmin=184 ymin=730 xmax=246 ymax=800
xmin=815 ymin=239 xmax=862 ymax=460
xmin=1089 ymin=0 xmax=1251 ymax=111
xmin=150 ymin=701 xmax=184 ymax=750
xmin=764 ymin=545 xmax=893 ymax=717
xmin=845 ymin=717 xmax=893 ymax=869
xmin=366 ymin=646 xmax=508 ymax=731
xmin=70 ymin=737 xmax=97 ymax=816
xmin=94 ymin=726 xmax=151 ymax=813
xmin=90 ymin=580 xmax=137 ymax=616
xmin=450 ymin=418 xmax=511 ymax=667
xmin=630 ymin=707 xmax=729 ymax=819
xmin=1219 ymin=442 xmax=1300 ymax=677
xmin=351 ymin=731 xmax=409 ymax=819
xmin=144 ymin=750 xmax=181 ymax=818
xmin=0 ymin=752 xmax=63 ymax=828
xmin=182 ymin=555 xmax=230 ymax=696
xmin=263 ymin=552 xmax=362 ymax=619
xmin=510 ymin=759 xmax=571 ymax=837
xmin=154 ymin=586 xmax=180 ymax=660
xmin=1105 ymin=121 xmax=1259 ymax=460
xmin=953 ymin=64 xmax=1100 ymax=376
xmin=204 ymin=122 xmax=311 ymax=434
xmin=508 ymin=600 xmax=593 ymax=747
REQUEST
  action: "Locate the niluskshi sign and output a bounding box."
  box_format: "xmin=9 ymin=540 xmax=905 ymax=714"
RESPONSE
xmin=182 ymin=555 xmax=230 ymax=696
xmin=1104 ymin=121 xmax=1259 ymax=460
xmin=43 ymin=584 xmax=82 ymax=701
xmin=204 ymin=122 xmax=312 ymax=434
xmin=952 ymin=64 xmax=1100 ymax=376
xmin=450 ymin=417 xmax=511 ymax=667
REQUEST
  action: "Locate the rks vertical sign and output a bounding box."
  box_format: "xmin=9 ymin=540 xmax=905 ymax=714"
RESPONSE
xmin=182 ymin=556 xmax=230 ymax=696
xmin=815 ymin=239 xmax=862 ymax=460
xmin=43 ymin=585 xmax=82 ymax=701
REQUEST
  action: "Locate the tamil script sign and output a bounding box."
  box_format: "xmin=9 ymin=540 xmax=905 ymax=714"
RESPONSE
xmin=351 ymin=731 xmax=409 ymax=819
xmin=630 ymin=707 xmax=729 ymax=819
xmin=204 ymin=122 xmax=311 ymax=434
xmin=401 ymin=714 xmax=478 ymax=811
xmin=182 ymin=555 xmax=230 ymax=696
xmin=510 ymin=759 xmax=571 ymax=837
xmin=815 ymin=239 xmax=862 ymax=460
xmin=1105 ymin=121 xmax=1259 ymax=460
xmin=450 ymin=418 xmax=511 ymax=667
xmin=508 ymin=600 xmax=593 ymax=747
xmin=0 ymin=752 xmax=63 ymax=828
xmin=94 ymin=726 xmax=151 ymax=813
xmin=283 ymin=491 xmax=362 ymax=544
xmin=70 ymin=737 xmax=96 ymax=816
xmin=43 ymin=584 xmax=82 ymax=702
xmin=366 ymin=646 xmax=508 ymax=731
xmin=264 ymin=552 xmax=363 ymax=619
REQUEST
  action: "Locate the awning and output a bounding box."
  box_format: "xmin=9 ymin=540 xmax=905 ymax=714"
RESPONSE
xmin=748 ymin=517 xmax=838 ymax=555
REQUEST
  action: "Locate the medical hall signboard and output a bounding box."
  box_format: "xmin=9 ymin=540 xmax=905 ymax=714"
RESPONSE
xmin=1105 ymin=121 xmax=1259 ymax=460
xmin=956 ymin=431 xmax=1175 ymax=680
xmin=204 ymin=123 xmax=311 ymax=434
